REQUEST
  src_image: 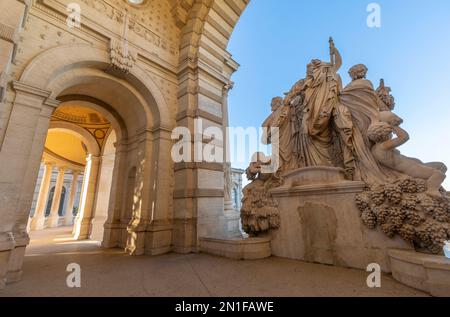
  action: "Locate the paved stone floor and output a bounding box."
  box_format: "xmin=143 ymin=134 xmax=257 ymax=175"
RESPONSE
xmin=0 ymin=227 xmax=427 ymax=297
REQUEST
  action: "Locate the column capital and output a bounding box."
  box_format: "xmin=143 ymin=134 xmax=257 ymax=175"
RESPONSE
xmin=71 ymin=170 xmax=81 ymax=178
xmin=86 ymin=154 xmax=101 ymax=163
xmin=57 ymin=166 xmax=66 ymax=173
xmin=12 ymin=80 xmax=59 ymax=111
xmin=43 ymin=161 xmax=55 ymax=168
xmin=223 ymin=81 xmax=234 ymax=93
xmin=12 ymin=80 xmax=51 ymax=99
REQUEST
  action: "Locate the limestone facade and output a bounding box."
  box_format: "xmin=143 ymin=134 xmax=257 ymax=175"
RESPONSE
xmin=0 ymin=0 xmax=250 ymax=288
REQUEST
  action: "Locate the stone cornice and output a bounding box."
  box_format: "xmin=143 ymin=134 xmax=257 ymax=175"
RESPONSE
xmin=12 ymin=81 xmax=52 ymax=98
xmin=270 ymin=181 xmax=366 ymax=197
xmin=12 ymin=80 xmax=60 ymax=110
xmin=176 ymin=108 xmax=223 ymax=125
xmin=173 ymin=188 xmax=224 ymax=199
xmin=42 ymin=148 xmax=86 ymax=171
xmin=174 ymin=161 xmax=224 ymax=172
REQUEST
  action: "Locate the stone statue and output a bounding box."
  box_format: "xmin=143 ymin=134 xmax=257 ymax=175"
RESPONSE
xmin=262 ymin=97 xmax=295 ymax=175
xmin=368 ymin=122 xmax=447 ymax=198
xmin=296 ymin=38 xmax=356 ymax=178
xmin=286 ymin=79 xmax=306 ymax=166
xmin=240 ymin=38 xmax=450 ymax=253
xmin=340 ymin=64 xmax=395 ymax=183
xmin=241 ymin=152 xmax=280 ymax=236
xmin=341 ymin=64 xmax=387 ymax=130
xmin=376 ymin=79 xmax=396 ymax=111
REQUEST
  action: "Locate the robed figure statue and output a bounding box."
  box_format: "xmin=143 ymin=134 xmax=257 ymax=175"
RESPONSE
xmin=294 ymin=38 xmax=356 ymax=179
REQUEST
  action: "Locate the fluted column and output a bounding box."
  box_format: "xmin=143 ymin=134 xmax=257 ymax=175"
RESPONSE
xmin=47 ymin=167 xmax=66 ymax=228
xmin=64 ymin=170 xmax=80 ymax=226
xmin=30 ymin=162 xmax=54 ymax=231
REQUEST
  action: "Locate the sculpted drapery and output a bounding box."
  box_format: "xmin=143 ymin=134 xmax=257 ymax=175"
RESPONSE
xmin=262 ymin=97 xmax=296 ymax=176
xmin=241 ymin=39 xmax=449 ymax=251
xmin=294 ymin=45 xmax=356 ymax=179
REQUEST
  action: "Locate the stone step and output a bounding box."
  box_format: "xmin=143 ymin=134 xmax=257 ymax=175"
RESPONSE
xmin=199 ymin=236 xmax=271 ymax=260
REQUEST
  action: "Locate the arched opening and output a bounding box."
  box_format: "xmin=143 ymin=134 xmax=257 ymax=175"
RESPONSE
xmin=12 ymin=44 xmax=175 ymax=262
xmin=28 ymin=105 xmax=108 ymax=242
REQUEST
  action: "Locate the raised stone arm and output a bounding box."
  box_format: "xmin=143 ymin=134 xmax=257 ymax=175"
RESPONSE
xmin=329 ymin=37 xmax=342 ymax=71
xmin=383 ymin=125 xmax=410 ymax=150
xmin=333 ymin=47 xmax=342 ymax=72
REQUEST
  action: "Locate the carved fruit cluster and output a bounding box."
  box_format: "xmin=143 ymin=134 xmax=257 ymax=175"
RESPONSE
xmin=356 ymin=177 xmax=450 ymax=254
xmin=241 ymin=180 xmax=280 ymax=236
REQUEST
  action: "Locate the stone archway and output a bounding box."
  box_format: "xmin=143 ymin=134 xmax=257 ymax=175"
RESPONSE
xmin=0 ymin=43 xmax=176 ymax=283
xmin=0 ymin=0 xmax=252 ymax=287
xmin=29 ymin=120 xmax=99 ymax=233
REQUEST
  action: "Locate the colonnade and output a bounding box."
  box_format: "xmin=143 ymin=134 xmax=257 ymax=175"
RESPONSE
xmin=29 ymin=161 xmax=84 ymax=231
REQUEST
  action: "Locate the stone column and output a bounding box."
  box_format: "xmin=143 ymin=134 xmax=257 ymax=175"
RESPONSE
xmin=73 ymin=155 xmax=100 ymax=240
xmin=64 ymin=170 xmax=80 ymax=226
xmin=222 ymin=82 xmax=242 ymax=238
xmin=0 ymin=0 xmax=31 ymax=289
xmin=126 ymin=129 xmax=174 ymax=256
xmin=124 ymin=134 xmax=149 ymax=254
xmin=102 ymin=140 xmax=128 ymax=248
xmin=144 ymin=130 xmax=174 ymax=256
xmin=47 ymin=167 xmax=66 ymax=228
xmin=0 ymin=81 xmax=57 ymax=287
xmin=30 ymin=162 xmax=54 ymax=231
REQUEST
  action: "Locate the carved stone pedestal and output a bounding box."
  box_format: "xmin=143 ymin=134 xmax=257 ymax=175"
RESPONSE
xmin=0 ymin=232 xmax=15 ymax=289
xmin=270 ymin=167 xmax=414 ymax=272
xmin=6 ymin=246 xmax=26 ymax=283
xmin=6 ymin=231 xmax=29 ymax=284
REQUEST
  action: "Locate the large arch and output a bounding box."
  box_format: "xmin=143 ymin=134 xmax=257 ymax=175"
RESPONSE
xmin=2 ymin=42 xmax=177 ymax=285
xmin=19 ymin=43 xmax=172 ymax=131
xmin=48 ymin=121 xmax=101 ymax=157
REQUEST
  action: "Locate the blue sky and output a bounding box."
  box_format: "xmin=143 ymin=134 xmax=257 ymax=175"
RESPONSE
xmin=227 ymin=0 xmax=450 ymax=187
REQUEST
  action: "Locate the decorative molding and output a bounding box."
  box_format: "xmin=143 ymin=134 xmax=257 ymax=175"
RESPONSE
xmin=43 ymin=148 xmax=86 ymax=171
xmin=71 ymin=0 xmax=178 ymax=56
xmin=0 ymin=23 xmax=17 ymax=44
xmin=270 ymin=181 xmax=366 ymax=198
xmin=173 ymin=188 xmax=224 ymax=199
xmin=12 ymin=80 xmax=52 ymax=98
xmin=176 ymin=109 xmax=223 ymax=125
xmin=169 ymin=0 xmax=194 ymax=29
xmin=109 ymin=39 xmax=136 ymax=74
xmin=0 ymin=72 xmax=7 ymax=102
xmin=174 ymin=161 xmax=224 ymax=172
xmin=44 ymin=98 xmax=61 ymax=109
